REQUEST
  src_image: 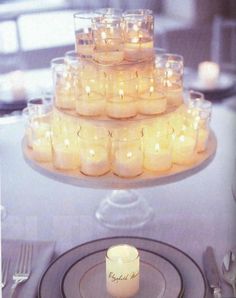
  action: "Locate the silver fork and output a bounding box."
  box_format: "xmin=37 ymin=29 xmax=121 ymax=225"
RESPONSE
xmin=10 ymin=243 xmax=33 ymax=297
xmin=1 ymin=258 xmax=10 ymax=288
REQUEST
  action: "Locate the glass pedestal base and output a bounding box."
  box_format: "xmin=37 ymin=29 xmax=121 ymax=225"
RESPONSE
xmin=95 ymin=190 xmax=154 ymax=229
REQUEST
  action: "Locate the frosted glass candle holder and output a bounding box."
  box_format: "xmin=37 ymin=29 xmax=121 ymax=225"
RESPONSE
xmin=112 ymin=128 xmax=143 ymax=178
xmin=74 ymin=10 xmax=95 ymax=58
xmin=92 ymin=15 xmax=124 ymax=64
xmin=78 ymin=127 xmax=111 ymax=176
xmin=106 ymin=244 xmax=140 ymax=297
xmin=123 ymin=9 xmax=154 ymax=62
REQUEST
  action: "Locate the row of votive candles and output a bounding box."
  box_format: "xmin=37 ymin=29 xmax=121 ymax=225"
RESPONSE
xmin=74 ymin=8 xmax=154 ymax=64
xmin=26 ymin=120 xmax=210 ymax=178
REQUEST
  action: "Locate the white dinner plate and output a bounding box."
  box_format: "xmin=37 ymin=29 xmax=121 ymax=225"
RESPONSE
xmin=62 ymin=249 xmax=183 ymax=298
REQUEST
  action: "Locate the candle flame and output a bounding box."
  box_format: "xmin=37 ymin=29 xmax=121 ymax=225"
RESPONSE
xmin=85 ymin=85 xmax=91 ymax=96
xmin=127 ymin=152 xmax=132 ymax=158
xmin=101 ymin=31 xmax=107 ymax=39
xmin=131 ymin=37 xmax=139 ymax=43
xmin=149 ymin=86 xmax=154 ymax=95
xmin=180 ymin=135 xmax=185 ymax=142
xmin=64 ymin=139 xmax=70 ymax=147
xmin=119 ymin=89 xmax=124 ymax=99
xmin=45 ymin=131 xmax=51 ymax=138
xmin=89 ymin=149 xmax=95 ymax=156
xmin=155 ymin=143 xmax=160 ymax=151
xmin=133 ymin=24 xmax=139 ymax=32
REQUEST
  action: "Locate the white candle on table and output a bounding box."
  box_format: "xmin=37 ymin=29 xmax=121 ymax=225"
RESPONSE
xmin=106 ymin=244 xmax=140 ymax=298
xmin=113 ymin=148 xmax=143 ymax=178
xmin=76 ymin=86 xmax=105 ymax=116
xmin=80 ymin=146 xmax=110 ymax=176
xmin=172 ymin=135 xmax=196 ymax=165
xmin=107 ymin=90 xmax=137 ymax=119
xmin=198 ymin=61 xmax=220 ymax=88
xmin=138 ymin=86 xmax=167 ymax=115
xmin=32 ymin=132 xmax=52 ymax=162
xmin=144 ymin=143 xmax=172 ymax=172
xmin=52 ymin=139 xmax=80 ymax=170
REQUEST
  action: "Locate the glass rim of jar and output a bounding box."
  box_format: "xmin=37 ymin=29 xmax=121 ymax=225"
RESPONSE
xmin=123 ymin=13 xmax=153 ymax=22
xmin=111 ymin=128 xmax=143 ymax=141
xmin=189 ymin=90 xmax=204 ymax=101
xmin=123 ymin=9 xmax=153 ymax=16
xmin=73 ymin=10 xmax=97 ymax=20
xmin=94 ymin=7 xmax=123 ymax=16
xmin=106 ymin=244 xmax=139 ymax=262
xmin=92 ymin=15 xmax=123 ymax=24
xmin=157 ymin=53 xmax=184 ymax=63
xmin=65 ymin=50 xmax=80 ymax=60
xmin=50 ymin=57 xmax=65 ymax=68
xmin=77 ymin=127 xmax=110 ymax=140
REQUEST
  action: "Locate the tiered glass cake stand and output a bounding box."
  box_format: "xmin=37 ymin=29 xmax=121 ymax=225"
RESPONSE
xmin=22 ymin=102 xmax=217 ymax=229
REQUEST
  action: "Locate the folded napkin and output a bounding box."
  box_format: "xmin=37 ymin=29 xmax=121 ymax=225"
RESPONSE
xmin=2 ymin=239 xmax=55 ymax=298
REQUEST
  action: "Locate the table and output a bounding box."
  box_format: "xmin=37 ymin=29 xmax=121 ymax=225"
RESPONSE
xmin=1 ymin=102 xmax=236 ymax=296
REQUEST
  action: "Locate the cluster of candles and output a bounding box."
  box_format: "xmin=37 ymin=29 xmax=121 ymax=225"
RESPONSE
xmin=74 ymin=8 xmax=154 ymax=64
xmin=52 ymin=51 xmax=184 ymax=118
xmin=24 ymin=90 xmax=212 ymax=178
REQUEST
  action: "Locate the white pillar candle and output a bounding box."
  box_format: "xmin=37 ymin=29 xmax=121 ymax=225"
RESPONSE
xmin=144 ymin=143 xmax=172 ymax=172
xmin=106 ymin=245 xmax=140 ymax=298
xmin=107 ymin=90 xmax=137 ymax=119
xmin=172 ymin=135 xmax=196 ymax=165
xmin=112 ymin=149 xmax=143 ymax=178
xmin=138 ymin=87 xmax=167 ymax=115
xmin=198 ymin=61 xmax=220 ymax=88
xmin=80 ymin=146 xmax=110 ymax=176
xmin=32 ymin=133 xmax=52 ymax=163
xmin=52 ymin=139 xmax=80 ymax=170
xmin=76 ymin=86 xmax=105 ymax=116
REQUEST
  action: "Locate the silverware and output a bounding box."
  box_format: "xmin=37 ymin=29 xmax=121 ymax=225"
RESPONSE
xmin=203 ymin=246 xmax=222 ymax=298
xmin=222 ymin=250 xmax=236 ymax=296
xmin=10 ymin=243 xmax=33 ymax=298
xmin=1 ymin=258 xmax=10 ymax=288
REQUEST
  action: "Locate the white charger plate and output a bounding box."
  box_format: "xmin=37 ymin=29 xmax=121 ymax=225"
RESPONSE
xmin=62 ymin=249 xmax=183 ymax=298
xmin=38 ymin=237 xmax=206 ymax=298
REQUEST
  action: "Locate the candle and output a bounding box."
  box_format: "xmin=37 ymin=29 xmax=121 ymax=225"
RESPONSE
xmin=54 ymin=74 xmax=76 ymax=110
xmin=106 ymin=245 xmax=140 ymax=297
xmin=172 ymin=135 xmax=196 ymax=165
xmin=162 ymin=71 xmax=183 ymax=107
xmin=80 ymin=146 xmax=110 ymax=176
xmin=198 ymin=61 xmax=220 ymax=88
xmin=138 ymin=86 xmax=167 ymax=115
xmin=32 ymin=131 xmax=52 ymax=162
xmin=27 ymin=121 xmax=51 ymax=149
xmin=144 ymin=143 xmax=172 ymax=172
xmin=52 ymin=139 xmax=80 ymax=170
xmin=124 ymin=37 xmax=153 ymax=62
xmin=76 ymin=86 xmax=105 ymax=116
xmin=112 ymin=149 xmax=143 ymax=178
xmin=107 ymin=90 xmax=137 ymax=119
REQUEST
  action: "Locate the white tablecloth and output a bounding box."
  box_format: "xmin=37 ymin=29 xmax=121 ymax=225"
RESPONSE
xmin=1 ymin=103 xmax=236 ymax=296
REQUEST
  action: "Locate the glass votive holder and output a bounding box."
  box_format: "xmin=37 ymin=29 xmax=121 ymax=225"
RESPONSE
xmin=52 ymin=62 xmax=76 ymax=110
xmin=76 ymin=78 xmax=106 ymax=116
xmin=138 ymin=78 xmax=167 ymax=115
xmin=52 ymin=132 xmax=80 ymax=170
xmin=32 ymin=118 xmax=52 ymax=163
xmin=123 ymin=9 xmax=154 ymax=62
xmin=64 ymin=50 xmax=81 ymax=73
xmin=156 ymin=54 xmax=184 ymax=106
xmin=73 ymin=10 xmax=95 ymax=58
xmin=92 ymin=15 xmax=124 ymax=64
xmin=111 ymin=127 xmax=143 ymax=178
xmin=143 ymin=124 xmax=173 ymax=172
xmin=78 ymin=126 xmax=111 ymax=176
xmin=172 ymin=124 xmax=198 ymax=166
xmin=106 ymin=244 xmax=140 ymax=297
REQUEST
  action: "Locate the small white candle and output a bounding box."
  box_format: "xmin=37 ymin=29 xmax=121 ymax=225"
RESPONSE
xmin=106 ymin=245 xmax=139 ymax=298
xmin=144 ymin=143 xmax=172 ymax=172
xmin=138 ymin=86 xmax=167 ymax=115
xmin=52 ymin=139 xmax=80 ymax=170
xmin=107 ymin=90 xmax=137 ymax=119
xmin=80 ymin=146 xmax=110 ymax=176
xmin=32 ymin=132 xmax=52 ymax=162
xmin=198 ymin=61 xmax=220 ymax=88
xmin=76 ymin=86 xmax=105 ymax=116
xmin=172 ymin=135 xmax=196 ymax=165
xmin=113 ymin=149 xmax=143 ymax=178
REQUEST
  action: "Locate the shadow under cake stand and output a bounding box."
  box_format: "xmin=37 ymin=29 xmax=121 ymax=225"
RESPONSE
xmin=22 ymin=131 xmax=217 ymax=229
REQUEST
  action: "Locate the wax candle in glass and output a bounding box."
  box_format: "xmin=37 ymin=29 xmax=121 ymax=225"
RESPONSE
xmin=78 ymin=126 xmax=111 ymax=176
xmin=106 ymin=244 xmax=140 ymax=297
xmin=198 ymin=61 xmax=220 ymax=88
xmin=76 ymin=78 xmax=106 ymax=116
xmin=51 ymin=58 xmax=76 ymax=110
xmin=123 ymin=9 xmax=154 ymax=62
xmin=92 ymin=15 xmax=124 ymax=64
xmin=156 ymin=54 xmax=184 ymax=106
xmin=107 ymin=79 xmax=137 ymax=119
xmin=138 ymin=78 xmax=167 ymax=115
xmin=143 ymin=122 xmax=173 ymax=171
xmin=112 ymin=127 xmax=143 ymax=178
xmin=73 ymin=10 xmax=95 ymax=58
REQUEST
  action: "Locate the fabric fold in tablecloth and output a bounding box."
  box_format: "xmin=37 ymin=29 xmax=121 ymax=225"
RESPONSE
xmin=2 ymin=239 xmax=55 ymax=298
